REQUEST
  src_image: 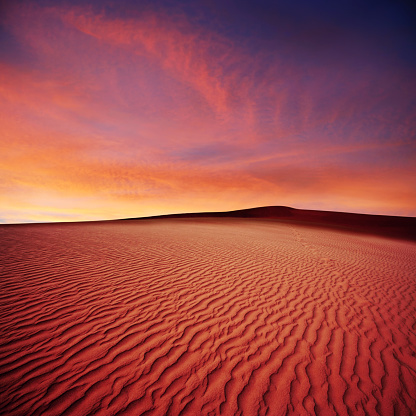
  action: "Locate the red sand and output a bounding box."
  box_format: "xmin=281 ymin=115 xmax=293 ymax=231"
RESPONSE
xmin=0 ymin=218 xmax=415 ymax=415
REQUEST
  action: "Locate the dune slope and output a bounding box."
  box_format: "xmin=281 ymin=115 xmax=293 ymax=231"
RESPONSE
xmin=126 ymin=205 xmax=416 ymax=241
xmin=0 ymin=218 xmax=415 ymax=415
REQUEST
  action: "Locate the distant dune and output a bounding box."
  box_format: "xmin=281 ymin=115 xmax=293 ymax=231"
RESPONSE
xmin=124 ymin=205 xmax=416 ymax=241
xmin=1 ymin=212 xmax=416 ymax=415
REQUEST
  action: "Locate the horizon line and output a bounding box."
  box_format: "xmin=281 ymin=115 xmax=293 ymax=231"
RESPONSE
xmin=2 ymin=205 xmax=416 ymax=226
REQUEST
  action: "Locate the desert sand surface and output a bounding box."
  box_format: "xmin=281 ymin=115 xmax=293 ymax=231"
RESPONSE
xmin=1 ymin=217 xmax=416 ymax=415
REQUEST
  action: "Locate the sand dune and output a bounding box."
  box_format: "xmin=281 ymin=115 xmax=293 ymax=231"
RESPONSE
xmin=1 ymin=218 xmax=416 ymax=415
xmin=126 ymin=205 xmax=416 ymax=242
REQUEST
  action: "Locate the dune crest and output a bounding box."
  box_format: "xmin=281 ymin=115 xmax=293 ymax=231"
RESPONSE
xmin=1 ymin=218 xmax=415 ymax=415
xmin=125 ymin=205 xmax=416 ymax=242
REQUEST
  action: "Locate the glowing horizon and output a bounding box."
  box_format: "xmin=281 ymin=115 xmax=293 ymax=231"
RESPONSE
xmin=1 ymin=0 xmax=415 ymax=223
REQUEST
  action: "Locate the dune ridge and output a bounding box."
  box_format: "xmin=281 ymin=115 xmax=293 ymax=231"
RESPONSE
xmin=0 ymin=218 xmax=416 ymax=415
xmin=124 ymin=206 xmax=416 ymax=241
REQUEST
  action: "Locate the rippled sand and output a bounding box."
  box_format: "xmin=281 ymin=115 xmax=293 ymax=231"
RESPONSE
xmin=1 ymin=218 xmax=415 ymax=415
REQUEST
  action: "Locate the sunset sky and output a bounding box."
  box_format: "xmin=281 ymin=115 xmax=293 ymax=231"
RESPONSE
xmin=1 ymin=0 xmax=415 ymax=223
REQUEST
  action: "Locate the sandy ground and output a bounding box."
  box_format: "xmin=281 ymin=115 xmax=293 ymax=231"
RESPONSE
xmin=0 ymin=218 xmax=415 ymax=415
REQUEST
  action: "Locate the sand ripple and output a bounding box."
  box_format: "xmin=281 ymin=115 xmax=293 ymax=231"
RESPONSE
xmin=0 ymin=219 xmax=415 ymax=415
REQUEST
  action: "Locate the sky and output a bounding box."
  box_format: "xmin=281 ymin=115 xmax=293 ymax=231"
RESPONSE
xmin=1 ymin=0 xmax=415 ymax=223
